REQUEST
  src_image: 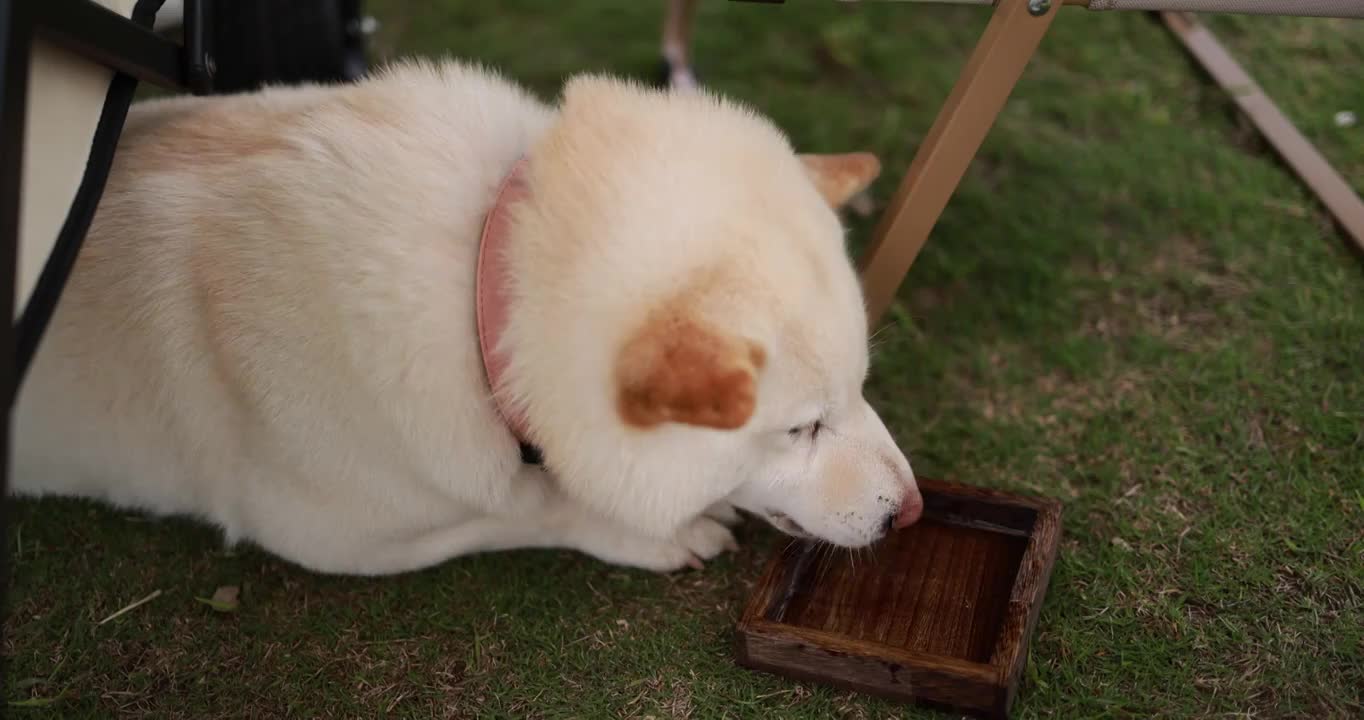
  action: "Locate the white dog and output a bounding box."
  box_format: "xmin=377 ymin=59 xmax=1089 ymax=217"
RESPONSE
xmin=11 ymin=60 xmax=922 ymax=575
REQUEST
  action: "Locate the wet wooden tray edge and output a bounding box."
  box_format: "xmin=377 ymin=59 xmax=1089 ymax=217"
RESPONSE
xmin=733 ymin=477 xmax=1063 ymax=720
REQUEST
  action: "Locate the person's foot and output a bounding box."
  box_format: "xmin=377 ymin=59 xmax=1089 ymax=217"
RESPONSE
xmin=656 ymin=57 xmax=700 ymax=91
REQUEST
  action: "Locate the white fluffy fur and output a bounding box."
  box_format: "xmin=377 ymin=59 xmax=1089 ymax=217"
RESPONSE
xmin=11 ymin=60 xmax=920 ymax=575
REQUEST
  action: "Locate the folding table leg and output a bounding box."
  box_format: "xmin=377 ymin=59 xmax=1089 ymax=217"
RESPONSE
xmin=859 ymin=0 xmax=1061 ymax=328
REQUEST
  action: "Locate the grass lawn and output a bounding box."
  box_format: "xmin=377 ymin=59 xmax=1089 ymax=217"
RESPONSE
xmin=5 ymin=2 xmax=1362 ymax=717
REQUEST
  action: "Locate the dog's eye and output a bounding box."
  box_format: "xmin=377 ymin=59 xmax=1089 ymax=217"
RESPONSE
xmin=789 ymin=420 xmax=823 ymax=440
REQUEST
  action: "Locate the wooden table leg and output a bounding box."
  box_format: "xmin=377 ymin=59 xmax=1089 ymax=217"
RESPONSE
xmin=1160 ymin=10 xmax=1364 ymax=256
xmin=859 ymin=0 xmax=1061 ymax=328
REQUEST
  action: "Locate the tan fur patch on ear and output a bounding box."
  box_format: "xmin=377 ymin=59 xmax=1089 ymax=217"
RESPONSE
xmin=798 ymin=152 xmax=882 ymax=208
xmin=616 ymin=313 xmax=765 ymax=431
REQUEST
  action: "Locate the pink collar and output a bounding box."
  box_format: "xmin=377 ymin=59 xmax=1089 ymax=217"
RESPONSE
xmin=475 ymin=158 xmax=534 ymax=448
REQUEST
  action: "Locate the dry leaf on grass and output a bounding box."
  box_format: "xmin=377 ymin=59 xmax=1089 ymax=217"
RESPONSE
xmin=195 ymin=585 xmax=240 ymax=613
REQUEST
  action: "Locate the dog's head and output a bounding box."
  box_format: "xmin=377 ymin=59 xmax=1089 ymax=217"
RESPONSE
xmin=503 ymin=75 xmax=921 ymax=547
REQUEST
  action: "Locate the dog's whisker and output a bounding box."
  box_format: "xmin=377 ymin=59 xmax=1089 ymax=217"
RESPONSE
xmin=815 ymin=541 xmax=836 ymax=587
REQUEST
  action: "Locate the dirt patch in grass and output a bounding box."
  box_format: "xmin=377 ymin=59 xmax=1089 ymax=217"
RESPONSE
xmin=1072 ymin=233 xmax=1255 ymax=350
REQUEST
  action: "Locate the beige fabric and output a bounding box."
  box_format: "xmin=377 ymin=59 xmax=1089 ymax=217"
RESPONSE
xmin=1089 ymin=0 xmax=1364 ymax=18
xmin=17 ymin=0 xmax=138 ymax=315
xmin=153 ymin=0 xmax=182 ymax=30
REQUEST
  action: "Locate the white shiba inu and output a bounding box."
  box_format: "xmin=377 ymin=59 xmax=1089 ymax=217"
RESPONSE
xmin=11 ymin=60 xmax=922 ymax=575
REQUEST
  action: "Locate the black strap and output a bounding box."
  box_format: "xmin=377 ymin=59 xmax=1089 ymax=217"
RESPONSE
xmin=9 ymin=0 xmax=166 ymax=404
xmin=519 ymin=441 xmax=544 ymax=467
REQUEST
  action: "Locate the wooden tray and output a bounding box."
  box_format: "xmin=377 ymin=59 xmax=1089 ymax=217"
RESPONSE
xmin=734 ymin=477 xmax=1062 ymax=719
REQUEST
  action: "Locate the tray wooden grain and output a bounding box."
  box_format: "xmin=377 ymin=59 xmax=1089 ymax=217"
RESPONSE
xmin=734 ymin=477 xmax=1062 ymax=719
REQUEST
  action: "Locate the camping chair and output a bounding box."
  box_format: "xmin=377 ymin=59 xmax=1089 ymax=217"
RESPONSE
xmin=857 ymin=0 xmax=1364 ymax=327
xmin=0 ymin=0 xmax=367 ymax=537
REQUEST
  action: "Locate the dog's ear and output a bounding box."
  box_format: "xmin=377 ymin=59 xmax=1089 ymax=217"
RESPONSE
xmin=798 ymin=152 xmax=882 ymax=209
xmin=616 ymin=311 xmax=765 ymax=431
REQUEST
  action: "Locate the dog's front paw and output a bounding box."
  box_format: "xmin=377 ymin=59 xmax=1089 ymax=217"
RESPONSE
xmin=675 ymin=515 xmax=740 ymax=566
xmin=702 ymin=500 xmax=744 ymax=527
xmin=587 ymin=516 xmax=737 ymax=573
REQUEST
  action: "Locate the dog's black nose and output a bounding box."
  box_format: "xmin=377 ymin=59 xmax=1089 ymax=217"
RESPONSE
xmin=881 ymin=512 xmax=895 ymax=535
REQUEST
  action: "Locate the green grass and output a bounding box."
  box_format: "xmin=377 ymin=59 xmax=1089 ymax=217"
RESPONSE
xmin=6 ymin=2 xmax=1364 ymax=717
